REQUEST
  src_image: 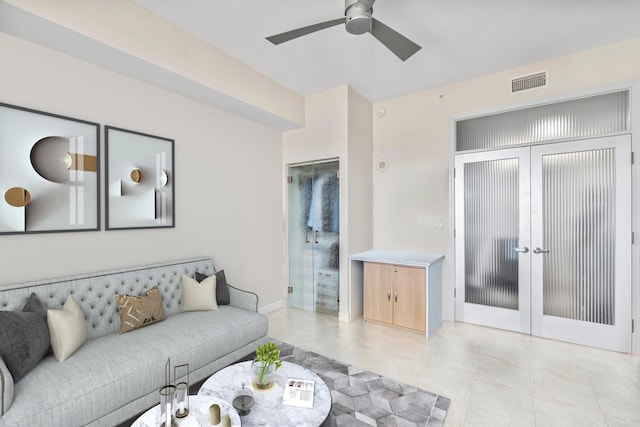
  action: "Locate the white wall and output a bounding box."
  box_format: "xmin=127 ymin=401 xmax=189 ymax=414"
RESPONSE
xmin=346 ymin=86 xmax=373 ymax=257
xmin=0 ymin=0 xmax=305 ymax=128
xmin=372 ymin=37 xmax=640 ymax=343
xmin=283 ymin=86 xmax=373 ymax=320
xmin=283 ymin=86 xmax=349 ymax=162
xmin=0 ymin=33 xmax=285 ymax=307
xmin=345 ymin=87 xmax=373 ymax=322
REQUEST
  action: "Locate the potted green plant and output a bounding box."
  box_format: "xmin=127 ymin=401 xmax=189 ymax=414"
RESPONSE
xmin=251 ymin=342 xmax=282 ymax=390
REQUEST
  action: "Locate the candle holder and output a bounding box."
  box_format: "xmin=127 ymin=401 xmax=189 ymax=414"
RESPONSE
xmin=159 ymin=384 xmax=177 ymax=427
xmin=174 ymin=381 xmax=189 ymax=418
xmin=232 ymin=381 xmax=255 ymax=416
xmin=174 ymin=363 xmax=190 ymax=418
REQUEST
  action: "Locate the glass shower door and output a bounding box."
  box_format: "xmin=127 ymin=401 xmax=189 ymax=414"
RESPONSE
xmin=288 ymin=161 xmax=340 ymax=315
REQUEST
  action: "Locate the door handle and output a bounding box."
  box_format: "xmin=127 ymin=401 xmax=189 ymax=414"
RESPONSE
xmin=394 ymin=289 xmax=398 ymax=302
xmin=305 ymin=230 xmax=310 ymax=243
xmin=314 ymin=230 xmax=319 ymax=244
xmin=533 ymin=247 xmax=550 ymax=254
xmin=387 ymin=288 xmax=391 ymax=301
xmin=513 ymin=247 xmax=529 ymax=253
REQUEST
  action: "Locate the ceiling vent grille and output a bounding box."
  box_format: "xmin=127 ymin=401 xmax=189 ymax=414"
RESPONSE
xmin=511 ymin=71 xmax=548 ymax=93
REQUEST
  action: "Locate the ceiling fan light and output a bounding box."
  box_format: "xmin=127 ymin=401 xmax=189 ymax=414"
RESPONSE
xmin=345 ymin=2 xmax=372 ymax=35
xmin=346 ymin=15 xmax=371 ymax=35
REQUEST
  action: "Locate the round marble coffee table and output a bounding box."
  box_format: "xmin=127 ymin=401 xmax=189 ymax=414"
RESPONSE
xmin=198 ymin=361 xmax=331 ymax=427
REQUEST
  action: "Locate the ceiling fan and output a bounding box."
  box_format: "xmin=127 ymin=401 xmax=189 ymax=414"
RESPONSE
xmin=266 ymin=0 xmax=421 ymax=61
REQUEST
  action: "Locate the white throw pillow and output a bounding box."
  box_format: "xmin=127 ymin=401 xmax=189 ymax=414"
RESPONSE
xmin=182 ymin=275 xmax=218 ymax=312
xmin=47 ymin=296 xmax=87 ymax=362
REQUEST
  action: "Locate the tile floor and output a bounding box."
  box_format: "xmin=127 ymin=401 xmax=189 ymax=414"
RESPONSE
xmin=266 ymin=308 xmax=640 ymax=427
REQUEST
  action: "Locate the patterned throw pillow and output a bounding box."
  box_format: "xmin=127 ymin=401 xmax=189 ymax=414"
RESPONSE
xmin=115 ymin=286 xmax=166 ymax=334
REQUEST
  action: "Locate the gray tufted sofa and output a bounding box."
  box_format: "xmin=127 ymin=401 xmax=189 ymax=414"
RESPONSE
xmin=0 ymin=257 xmax=269 ymax=427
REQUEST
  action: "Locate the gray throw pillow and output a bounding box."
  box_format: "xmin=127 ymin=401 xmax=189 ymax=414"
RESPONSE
xmin=0 ymin=293 xmax=50 ymax=382
xmin=195 ymin=270 xmax=230 ymax=305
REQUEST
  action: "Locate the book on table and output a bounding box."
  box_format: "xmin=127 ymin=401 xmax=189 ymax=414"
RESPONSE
xmin=282 ymin=378 xmax=315 ymax=408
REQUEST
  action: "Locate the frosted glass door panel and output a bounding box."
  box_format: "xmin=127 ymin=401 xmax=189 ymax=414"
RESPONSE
xmin=464 ymin=158 xmax=519 ymax=309
xmin=456 ymin=90 xmax=629 ymax=151
xmin=542 ymin=149 xmax=615 ymax=324
xmin=288 ymin=164 xmax=315 ymax=311
xmin=531 ymin=136 xmax=632 ymax=352
xmin=455 ymin=147 xmax=531 ymax=333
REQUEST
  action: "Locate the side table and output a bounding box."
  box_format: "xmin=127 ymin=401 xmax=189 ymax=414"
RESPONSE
xmin=130 ymin=395 xmax=241 ymax=427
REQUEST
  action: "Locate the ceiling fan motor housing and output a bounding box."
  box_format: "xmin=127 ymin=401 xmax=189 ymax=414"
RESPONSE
xmin=345 ymin=0 xmax=374 ymax=35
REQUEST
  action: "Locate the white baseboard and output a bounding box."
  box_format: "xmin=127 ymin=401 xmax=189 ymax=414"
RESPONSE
xmin=338 ymin=312 xmax=350 ymax=322
xmin=258 ymin=298 xmax=287 ymax=314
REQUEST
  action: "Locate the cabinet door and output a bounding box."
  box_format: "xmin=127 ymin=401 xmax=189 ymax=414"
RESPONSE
xmin=393 ymin=265 xmax=426 ymax=332
xmin=363 ymin=262 xmax=393 ymax=324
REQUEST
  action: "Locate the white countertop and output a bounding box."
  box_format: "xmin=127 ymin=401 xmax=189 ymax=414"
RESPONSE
xmin=349 ymin=250 xmax=444 ymax=267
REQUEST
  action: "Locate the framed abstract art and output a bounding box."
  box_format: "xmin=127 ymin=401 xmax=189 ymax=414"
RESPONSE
xmin=0 ymin=102 xmax=100 ymax=234
xmin=105 ymin=126 xmax=175 ymax=230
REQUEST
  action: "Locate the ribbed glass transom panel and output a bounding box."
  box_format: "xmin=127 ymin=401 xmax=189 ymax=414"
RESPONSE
xmin=542 ymin=149 xmax=615 ymax=325
xmin=456 ymin=91 xmax=629 ymax=152
xmin=464 ymin=158 xmax=519 ymax=309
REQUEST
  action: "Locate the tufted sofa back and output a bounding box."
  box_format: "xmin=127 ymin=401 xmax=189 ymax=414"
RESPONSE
xmin=0 ymin=257 xmax=215 ymax=341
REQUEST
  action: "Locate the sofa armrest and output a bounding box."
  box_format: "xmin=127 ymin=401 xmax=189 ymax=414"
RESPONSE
xmin=227 ymin=284 xmax=259 ymax=312
xmin=0 ymin=355 xmax=14 ymax=417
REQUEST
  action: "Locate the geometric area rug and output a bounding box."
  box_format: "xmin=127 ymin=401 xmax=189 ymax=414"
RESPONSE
xmin=273 ymin=340 xmax=451 ymax=427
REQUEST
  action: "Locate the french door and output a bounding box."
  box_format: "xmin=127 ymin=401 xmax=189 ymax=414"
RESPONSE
xmin=455 ymin=135 xmax=632 ymax=352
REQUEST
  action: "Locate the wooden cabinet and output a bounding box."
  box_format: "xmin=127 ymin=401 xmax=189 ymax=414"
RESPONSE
xmin=363 ymin=262 xmax=394 ymax=324
xmin=363 ymin=262 xmax=426 ymax=333
xmin=350 ymin=250 xmax=444 ymax=338
xmin=393 ymin=265 xmax=426 ymax=331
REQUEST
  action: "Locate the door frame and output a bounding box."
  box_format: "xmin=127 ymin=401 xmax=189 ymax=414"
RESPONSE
xmin=448 ymin=81 xmax=639 ymax=353
xmin=285 ymin=158 xmax=340 ymax=313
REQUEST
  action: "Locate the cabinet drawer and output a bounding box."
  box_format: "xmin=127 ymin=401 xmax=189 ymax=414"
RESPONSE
xmin=317 ymin=284 xmax=337 ymax=298
xmin=316 ymin=269 xmax=338 ymax=283
xmin=316 ymin=269 xmax=338 ymax=297
xmin=316 ymin=293 xmax=338 ymax=315
xmin=316 ymin=293 xmax=337 ymax=306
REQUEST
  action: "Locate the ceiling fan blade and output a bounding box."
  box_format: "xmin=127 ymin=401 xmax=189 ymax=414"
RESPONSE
xmin=370 ymin=18 xmax=421 ymax=61
xmin=266 ymin=17 xmax=346 ymax=45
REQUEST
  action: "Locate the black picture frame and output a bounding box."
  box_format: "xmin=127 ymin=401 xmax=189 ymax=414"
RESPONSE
xmin=0 ymin=102 xmax=100 ymax=234
xmin=105 ymin=126 xmax=175 ymax=230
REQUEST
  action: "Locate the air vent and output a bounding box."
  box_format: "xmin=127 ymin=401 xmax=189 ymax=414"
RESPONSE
xmin=511 ymin=71 xmax=548 ymax=93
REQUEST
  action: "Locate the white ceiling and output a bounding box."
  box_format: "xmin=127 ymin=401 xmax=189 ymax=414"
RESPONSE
xmin=132 ymin=0 xmax=640 ymax=102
